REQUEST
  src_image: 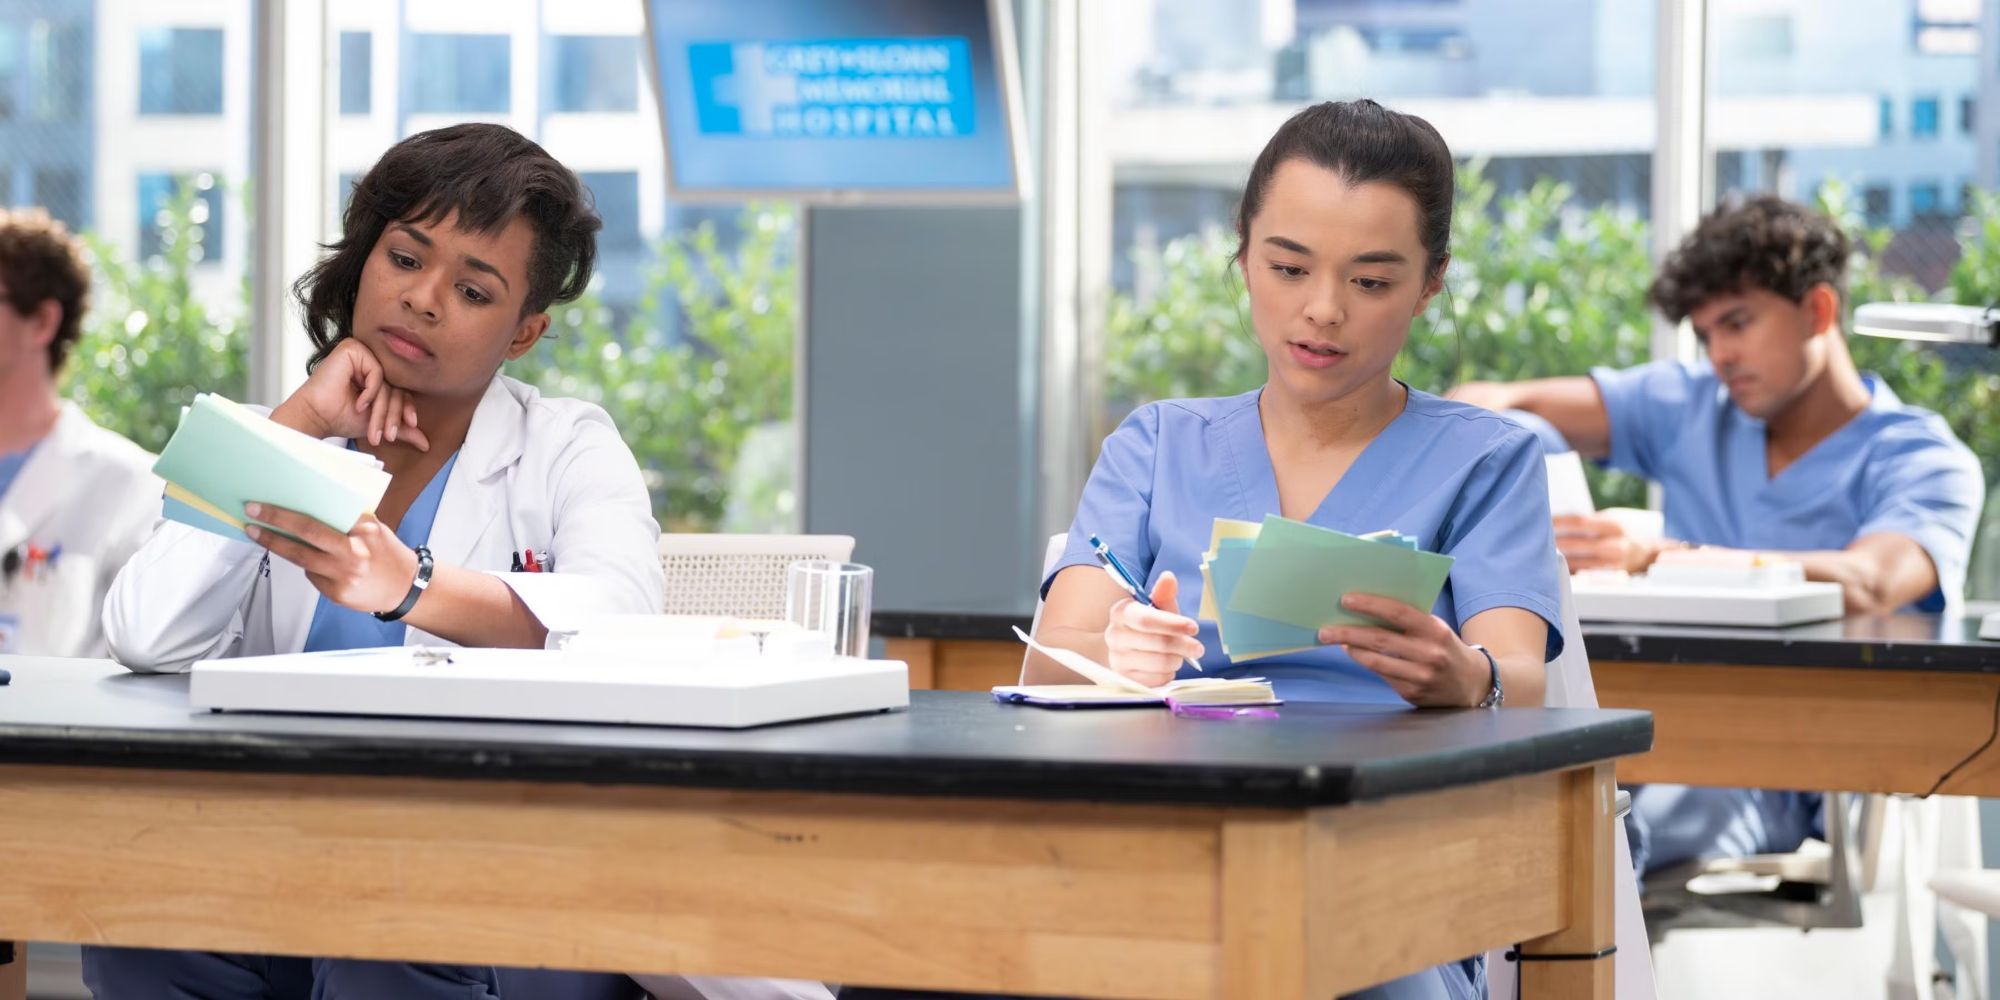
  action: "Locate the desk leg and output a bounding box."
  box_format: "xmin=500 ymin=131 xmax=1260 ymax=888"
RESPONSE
xmin=1517 ymin=763 xmax=1616 ymax=999
xmin=0 ymin=941 xmax=25 ymax=1000
xmin=882 ymin=638 xmax=937 ymax=689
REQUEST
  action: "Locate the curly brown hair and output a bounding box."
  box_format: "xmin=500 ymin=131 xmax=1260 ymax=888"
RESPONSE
xmin=1648 ymin=195 xmax=1850 ymax=325
xmin=0 ymin=207 xmax=91 ymax=374
xmin=293 ymin=122 xmax=601 ymax=370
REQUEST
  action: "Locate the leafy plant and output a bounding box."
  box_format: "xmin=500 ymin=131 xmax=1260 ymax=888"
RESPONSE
xmin=508 ymin=204 xmax=799 ymax=532
xmin=62 ymin=175 xmax=248 ymax=453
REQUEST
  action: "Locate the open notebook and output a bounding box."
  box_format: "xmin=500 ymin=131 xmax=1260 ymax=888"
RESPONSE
xmin=992 ymin=627 xmax=1279 ymax=708
xmin=154 ymin=393 xmax=392 ymax=543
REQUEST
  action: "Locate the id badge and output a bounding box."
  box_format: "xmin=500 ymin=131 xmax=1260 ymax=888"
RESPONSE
xmin=0 ymin=613 xmax=18 ymax=654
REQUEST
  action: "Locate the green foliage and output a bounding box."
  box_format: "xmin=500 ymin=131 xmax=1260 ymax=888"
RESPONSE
xmin=62 ymin=175 xmax=247 ymax=453
xmin=508 ymin=204 xmax=798 ymax=532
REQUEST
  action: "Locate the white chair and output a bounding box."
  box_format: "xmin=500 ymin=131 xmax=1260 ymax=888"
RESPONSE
xmin=657 ymin=533 xmax=856 ymax=618
xmin=1914 ymin=799 xmax=1991 ymax=1000
xmin=1489 ymin=568 xmax=1657 ymax=1000
xmin=1024 ymin=537 xmax=1657 ymax=997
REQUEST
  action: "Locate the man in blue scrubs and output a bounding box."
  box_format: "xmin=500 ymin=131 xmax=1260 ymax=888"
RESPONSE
xmin=1452 ymin=196 xmax=1986 ymax=875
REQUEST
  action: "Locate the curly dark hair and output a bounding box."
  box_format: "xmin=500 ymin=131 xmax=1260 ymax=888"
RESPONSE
xmin=294 ymin=122 xmax=601 ymax=369
xmin=0 ymin=207 xmax=91 ymax=374
xmin=1648 ymin=195 xmax=1850 ymax=324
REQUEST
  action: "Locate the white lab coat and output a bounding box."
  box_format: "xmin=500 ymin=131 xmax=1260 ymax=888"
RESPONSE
xmin=103 ymin=375 xmax=665 ymax=671
xmin=0 ymin=402 xmax=161 ymax=657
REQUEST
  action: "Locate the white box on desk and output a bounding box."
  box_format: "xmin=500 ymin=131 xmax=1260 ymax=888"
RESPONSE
xmin=1571 ymin=578 xmax=1844 ymax=627
xmin=189 ymin=647 xmax=910 ymax=728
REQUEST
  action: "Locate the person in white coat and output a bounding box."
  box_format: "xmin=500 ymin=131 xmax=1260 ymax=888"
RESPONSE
xmin=0 ymin=206 xmax=159 ymax=658
xmin=89 ymin=122 xmax=824 ymax=1000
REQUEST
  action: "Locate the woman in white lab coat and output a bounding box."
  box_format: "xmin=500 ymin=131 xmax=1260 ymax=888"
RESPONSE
xmin=0 ymin=207 xmax=160 ymax=658
xmin=90 ymin=122 xmax=827 ymax=1000
xmin=88 ymin=122 xmax=672 ymax=1000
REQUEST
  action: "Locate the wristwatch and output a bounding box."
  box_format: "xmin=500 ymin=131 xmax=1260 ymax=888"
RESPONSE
xmin=1469 ymin=643 xmax=1503 ymax=708
xmin=374 ymin=545 xmax=434 ymax=622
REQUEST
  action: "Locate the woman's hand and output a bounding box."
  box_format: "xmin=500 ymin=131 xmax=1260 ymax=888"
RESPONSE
xmin=1318 ymin=593 xmax=1489 ymax=707
xmin=243 ymin=502 xmax=421 ymax=615
xmin=269 ymin=338 xmax=430 ymax=451
xmin=1103 ymin=571 xmax=1204 ymax=688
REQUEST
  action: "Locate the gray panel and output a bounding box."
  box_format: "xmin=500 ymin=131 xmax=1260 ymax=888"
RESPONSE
xmin=803 ymin=206 xmax=1038 ymax=615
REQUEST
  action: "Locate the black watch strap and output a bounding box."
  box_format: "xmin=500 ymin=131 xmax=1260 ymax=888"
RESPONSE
xmin=374 ymin=545 xmax=434 ymax=622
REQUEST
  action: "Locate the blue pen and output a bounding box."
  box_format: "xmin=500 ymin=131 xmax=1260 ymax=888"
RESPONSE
xmin=1089 ymin=534 xmax=1203 ymax=673
xmin=1088 ymin=534 xmax=1153 ymax=606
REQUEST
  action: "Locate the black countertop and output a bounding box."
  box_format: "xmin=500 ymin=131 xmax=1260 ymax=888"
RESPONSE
xmin=876 ymin=610 xmax=2000 ymax=673
xmin=0 ymin=657 xmax=1649 ymax=809
xmin=1578 ymin=614 xmax=2000 ymax=671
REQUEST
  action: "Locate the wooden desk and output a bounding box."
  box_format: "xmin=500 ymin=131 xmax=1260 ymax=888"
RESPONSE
xmin=877 ymin=609 xmax=2000 ymax=798
xmin=1583 ymin=614 xmax=2000 ymax=796
xmin=0 ymin=656 xmax=1649 ymax=999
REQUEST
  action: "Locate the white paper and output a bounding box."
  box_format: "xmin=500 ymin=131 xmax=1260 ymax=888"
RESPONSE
xmin=1011 ymin=626 xmax=1154 ymax=696
xmin=1544 ymin=451 xmax=1597 ymax=518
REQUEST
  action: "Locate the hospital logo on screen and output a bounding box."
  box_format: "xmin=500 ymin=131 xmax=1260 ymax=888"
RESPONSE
xmin=688 ymin=37 xmax=976 ymax=138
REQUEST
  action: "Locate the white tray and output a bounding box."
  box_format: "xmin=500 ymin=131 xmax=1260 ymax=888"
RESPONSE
xmin=1571 ymin=579 xmax=1845 ymax=627
xmin=190 ymin=648 xmax=910 ymax=728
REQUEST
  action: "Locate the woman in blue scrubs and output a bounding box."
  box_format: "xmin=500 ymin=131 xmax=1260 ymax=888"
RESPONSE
xmin=1031 ymin=100 xmax=1565 ymax=1000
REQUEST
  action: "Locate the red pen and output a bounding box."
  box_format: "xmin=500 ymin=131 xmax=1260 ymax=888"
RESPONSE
xmin=524 ymin=548 xmax=541 ymax=573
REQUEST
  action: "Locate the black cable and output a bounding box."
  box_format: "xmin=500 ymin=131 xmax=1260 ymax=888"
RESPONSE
xmin=1920 ymin=682 xmax=2000 ymax=798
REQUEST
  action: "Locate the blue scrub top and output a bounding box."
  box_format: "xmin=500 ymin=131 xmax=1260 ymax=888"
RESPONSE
xmin=1049 ymin=385 xmax=1565 ymax=707
xmin=1591 ymin=360 xmax=1985 ymax=613
xmin=302 ymin=449 xmax=460 ymax=653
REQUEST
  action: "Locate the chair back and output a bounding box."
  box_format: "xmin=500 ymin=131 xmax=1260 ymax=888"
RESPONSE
xmin=657 ymin=534 xmax=857 ymax=620
xmin=1020 ymin=534 xmax=1072 ymax=682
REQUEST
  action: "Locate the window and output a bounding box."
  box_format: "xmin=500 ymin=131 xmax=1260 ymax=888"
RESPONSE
xmin=137 ymin=172 xmax=224 ymax=263
xmin=1726 ymin=13 xmax=1794 ymax=60
xmin=1963 ymin=94 xmax=1977 ymax=134
xmin=335 ymin=171 xmax=359 ymax=223
xmin=338 ymin=32 xmax=371 ymax=115
xmin=19 ymin=2 xmax=256 ymax=463
xmin=0 ymin=24 xmax=17 ymax=120
xmin=1913 ymin=95 xmax=1941 ymax=138
xmin=137 ymin=28 xmax=224 ymax=115
xmin=548 ymin=35 xmax=638 ymax=113
xmin=1910 ymin=180 xmax=1943 ymax=217
xmin=1863 ymin=184 xmax=1893 ymax=227
xmin=29 ymin=21 xmax=84 ymax=121
xmin=1880 ymin=96 xmax=1895 ymax=138
xmin=579 ymin=171 xmax=641 ymax=253
xmin=33 ymin=168 xmax=80 ymax=229
xmin=406 ymin=34 xmax=510 ymax=114
xmin=1914 ymin=0 xmax=1980 ymax=55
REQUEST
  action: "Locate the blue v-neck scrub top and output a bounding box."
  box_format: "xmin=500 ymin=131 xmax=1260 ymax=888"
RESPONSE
xmin=1591 ymin=360 xmax=1985 ymax=613
xmin=301 ymin=450 xmax=461 ymax=653
xmin=1048 ymin=386 xmax=1565 ymax=708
